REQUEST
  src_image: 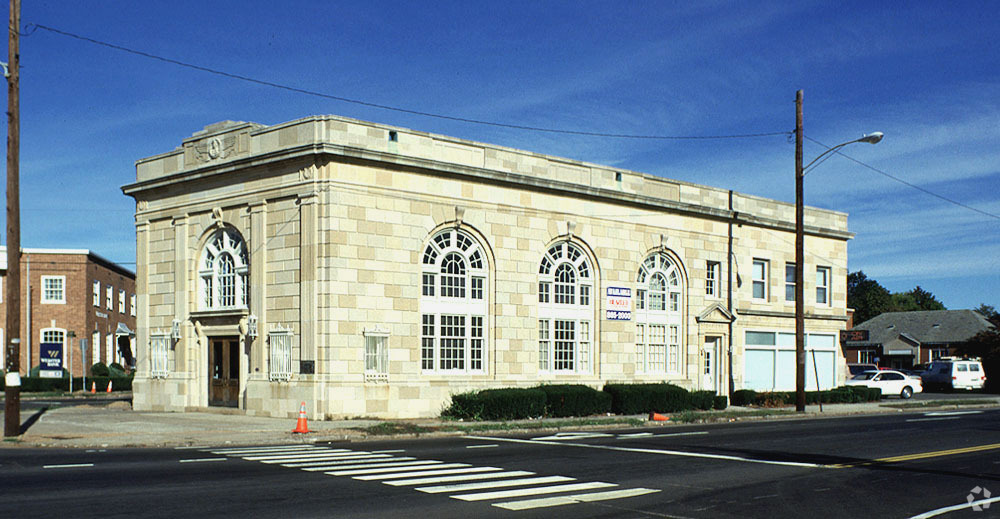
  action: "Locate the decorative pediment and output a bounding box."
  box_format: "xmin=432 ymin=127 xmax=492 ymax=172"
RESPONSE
xmin=696 ymin=303 xmax=737 ymax=324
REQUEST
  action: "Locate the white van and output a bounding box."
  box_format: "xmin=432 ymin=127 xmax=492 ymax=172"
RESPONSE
xmin=920 ymin=358 xmax=986 ymax=390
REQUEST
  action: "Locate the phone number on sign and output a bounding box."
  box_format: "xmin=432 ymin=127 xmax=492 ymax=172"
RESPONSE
xmin=606 ymin=310 xmax=632 ymax=320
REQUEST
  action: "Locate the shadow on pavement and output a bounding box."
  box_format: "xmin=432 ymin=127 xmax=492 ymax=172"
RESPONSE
xmin=19 ymin=406 xmax=49 ymax=435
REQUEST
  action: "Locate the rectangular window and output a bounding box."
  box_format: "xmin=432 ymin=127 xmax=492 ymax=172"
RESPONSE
xmin=93 ymin=280 xmax=100 ymax=306
xmin=580 ymin=285 xmax=590 ymax=306
xmin=635 ymin=324 xmax=645 ymax=373
xmin=106 ymin=285 xmax=113 ymax=309
xmin=578 ymin=320 xmax=591 ymax=372
xmin=471 ymin=277 xmax=484 ymax=300
xmin=648 ymin=324 xmax=666 ymax=372
xmin=364 ymin=333 xmax=388 ymax=376
xmin=553 ymin=320 xmax=575 ymax=371
xmin=150 ymin=333 xmax=170 ymax=378
xmin=859 ymin=349 xmax=876 ymax=364
xmin=422 ymin=273 xmax=435 ymax=296
xmin=816 ymin=267 xmax=831 ymax=306
xmin=421 ymin=315 xmax=435 ymax=370
xmin=268 ymin=329 xmax=293 ymax=381
xmin=439 ymin=315 xmax=466 ymax=370
xmin=669 ymin=292 xmax=679 ymax=312
xmin=92 ymin=331 xmax=100 ymax=366
xmin=130 ymin=295 xmax=136 ymax=317
xmin=118 ymin=289 xmax=126 ymax=313
xmin=441 ymin=274 xmax=465 ymax=299
xmin=668 ymin=325 xmax=680 ymax=373
xmin=538 ymin=281 xmax=550 ymax=303
xmin=636 ymin=289 xmax=646 ymax=310
xmin=538 ymin=319 xmax=550 ymax=371
xmin=706 ymin=261 xmax=720 ymax=298
xmin=555 ymin=282 xmax=574 ymax=305
xmin=42 ymin=276 xmax=66 ymax=304
xmin=470 ymin=316 xmax=483 ymax=371
xmin=785 ymin=263 xmax=796 ymax=302
xmin=752 ymin=259 xmax=768 ymax=301
xmin=650 ymin=290 xmax=665 ymax=311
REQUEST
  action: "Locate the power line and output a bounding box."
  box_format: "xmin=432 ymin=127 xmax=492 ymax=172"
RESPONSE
xmin=806 ymin=136 xmax=1000 ymax=222
xmin=27 ymin=23 xmax=792 ymax=141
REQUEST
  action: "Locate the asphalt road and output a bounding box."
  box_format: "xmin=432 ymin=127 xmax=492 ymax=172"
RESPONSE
xmin=2 ymin=409 xmax=999 ymax=518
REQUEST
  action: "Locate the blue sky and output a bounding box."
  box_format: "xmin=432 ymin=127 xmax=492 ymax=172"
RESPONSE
xmin=4 ymin=1 xmax=999 ymax=310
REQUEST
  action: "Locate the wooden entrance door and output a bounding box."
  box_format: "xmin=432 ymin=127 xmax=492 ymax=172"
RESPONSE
xmin=209 ymin=337 xmax=240 ymax=407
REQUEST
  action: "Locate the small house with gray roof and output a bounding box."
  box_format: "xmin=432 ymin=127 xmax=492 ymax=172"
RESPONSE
xmin=844 ymin=310 xmax=995 ymax=369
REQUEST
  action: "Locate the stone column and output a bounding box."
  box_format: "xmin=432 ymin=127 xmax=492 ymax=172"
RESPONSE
xmin=250 ymin=201 xmax=268 ymax=379
xmin=298 ymin=193 xmax=318 ymax=370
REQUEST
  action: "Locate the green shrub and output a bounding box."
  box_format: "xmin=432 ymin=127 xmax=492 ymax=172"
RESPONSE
xmin=109 ymin=363 xmax=127 ymax=377
xmin=603 ymin=383 xmax=692 ymax=414
xmin=90 ymin=362 xmax=110 ymax=377
xmin=536 ymin=384 xmax=611 ymax=417
xmin=730 ymin=389 xmax=756 ymax=406
xmin=690 ymin=390 xmax=716 ymax=411
xmin=442 ymin=388 xmax=546 ymax=421
xmin=713 ymin=395 xmax=728 ymax=410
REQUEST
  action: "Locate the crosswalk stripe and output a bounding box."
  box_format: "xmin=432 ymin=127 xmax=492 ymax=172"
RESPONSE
xmin=306 ymin=460 xmax=440 ymax=472
xmin=209 ymin=446 xmax=325 ymax=455
xmin=417 ymin=475 xmax=575 ymax=494
xmin=452 ymin=482 xmax=617 ymax=502
xmin=382 ymin=470 xmax=536 ymax=487
xmin=355 ymin=467 xmax=502 ymax=481
xmin=329 ymin=462 xmax=466 ymax=476
xmin=282 ymin=455 xmax=396 ymax=467
xmin=494 ymin=488 xmax=660 ymax=510
xmin=243 ymin=450 xmax=357 ymax=461
xmin=257 ymin=452 xmax=369 ymax=464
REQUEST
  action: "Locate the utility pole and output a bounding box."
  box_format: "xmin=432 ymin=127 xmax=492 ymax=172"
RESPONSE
xmin=4 ymin=0 xmax=21 ymax=437
xmin=794 ymin=90 xmax=806 ymax=412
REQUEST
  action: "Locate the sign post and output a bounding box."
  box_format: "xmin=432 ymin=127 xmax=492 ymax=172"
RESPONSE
xmin=67 ymin=331 xmax=76 ymax=392
xmin=80 ymin=338 xmax=88 ymax=393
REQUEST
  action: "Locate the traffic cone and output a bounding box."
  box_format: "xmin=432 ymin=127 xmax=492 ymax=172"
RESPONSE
xmin=90 ymin=382 xmax=96 ymax=394
xmin=649 ymin=412 xmax=669 ymax=421
xmin=292 ymin=402 xmax=310 ymax=434
xmin=106 ymin=380 xmax=113 ymax=393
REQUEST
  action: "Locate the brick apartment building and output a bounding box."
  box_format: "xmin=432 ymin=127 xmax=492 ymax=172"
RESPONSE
xmin=0 ymin=248 xmax=136 ymax=377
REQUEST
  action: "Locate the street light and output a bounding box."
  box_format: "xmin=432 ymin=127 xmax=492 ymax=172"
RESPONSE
xmin=795 ymin=90 xmax=882 ymax=412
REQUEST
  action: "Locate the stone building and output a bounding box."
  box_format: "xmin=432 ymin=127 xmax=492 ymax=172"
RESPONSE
xmin=0 ymin=247 xmax=136 ymax=377
xmin=123 ymin=115 xmax=852 ymax=419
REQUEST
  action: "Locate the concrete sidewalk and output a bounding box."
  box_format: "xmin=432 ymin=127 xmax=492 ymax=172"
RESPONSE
xmin=4 ymin=393 xmax=1000 ymax=449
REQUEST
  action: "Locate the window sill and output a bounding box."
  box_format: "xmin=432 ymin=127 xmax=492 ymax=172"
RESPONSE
xmin=191 ymin=308 xmax=249 ymax=319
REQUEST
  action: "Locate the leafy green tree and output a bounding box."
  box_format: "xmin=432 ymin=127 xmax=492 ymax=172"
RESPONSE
xmin=908 ymin=286 xmax=945 ymax=311
xmin=847 ymin=271 xmax=892 ymax=324
xmin=975 ymin=304 xmax=999 ymax=324
xmin=955 ymin=328 xmax=1000 ymax=393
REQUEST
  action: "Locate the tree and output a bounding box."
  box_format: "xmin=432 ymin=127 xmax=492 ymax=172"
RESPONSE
xmin=847 ymin=271 xmax=892 ymax=324
xmin=954 ymin=328 xmax=1000 ymax=393
xmin=975 ymin=304 xmax=999 ymax=324
xmin=908 ymin=286 xmax=946 ymax=311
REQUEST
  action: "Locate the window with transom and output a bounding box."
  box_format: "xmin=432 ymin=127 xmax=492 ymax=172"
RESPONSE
xmin=419 ymin=228 xmax=488 ymax=373
xmin=538 ymin=242 xmax=594 ymax=373
xmin=635 ymin=252 xmax=684 ymax=374
xmin=199 ymin=228 xmax=249 ymax=310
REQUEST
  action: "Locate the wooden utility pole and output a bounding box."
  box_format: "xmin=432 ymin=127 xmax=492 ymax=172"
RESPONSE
xmin=4 ymin=0 xmax=21 ymax=437
xmin=794 ymin=90 xmax=806 ymax=412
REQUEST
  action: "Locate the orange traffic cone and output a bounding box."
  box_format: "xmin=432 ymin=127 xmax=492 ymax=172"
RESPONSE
xmin=106 ymin=380 xmax=113 ymax=393
xmin=90 ymin=382 xmax=96 ymax=394
xmin=649 ymin=412 xmax=669 ymax=421
xmin=292 ymin=402 xmax=310 ymax=434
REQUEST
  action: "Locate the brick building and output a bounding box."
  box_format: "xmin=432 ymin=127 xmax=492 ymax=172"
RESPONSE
xmin=124 ymin=115 xmax=852 ymax=419
xmin=0 ymin=248 xmax=136 ymax=377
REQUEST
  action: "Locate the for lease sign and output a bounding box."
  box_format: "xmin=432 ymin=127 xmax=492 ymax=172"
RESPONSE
xmin=606 ymin=287 xmax=632 ymax=320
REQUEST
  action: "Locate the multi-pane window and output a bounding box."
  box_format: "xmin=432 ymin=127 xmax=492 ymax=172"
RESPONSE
xmin=200 ymin=229 xmax=250 ymax=310
xmin=752 ymin=259 xmax=768 ymax=301
xmin=635 ymin=252 xmax=684 ymax=374
xmin=706 ymin=261 xmax=720 ymax=298
xmin=538 ymin=242 xmax=594 ymax=373
xmin=106 ymin=285 xmax=113 ymax=309
xmin=816 ymin=266 xmax=831 ymax=306
xmin=42 ymin=276 xmax=66 ymax=304
xmin=364 ymin=330 xmax=389 ymax=378
xmin=150 ymin=333 xmax=170 ymax=378
xmin=268 ymin=328 xmax=292 ymax=381
xmin=118 ymin=289 xmax=126 ymax=313
xmin=93 ymin=280 xmax=100 ymax=306
xmin=785 ymin=263 xmax=796 ymax=302
xmin=92 ymin=331 xmax=100 ymax=366
xmin=130 ymin=295 xmax=136 ymax=317
xmin=419 ymin=229 xmax=488 ymax=373
xmin=859 ymin=349 xmax=876 ymax=364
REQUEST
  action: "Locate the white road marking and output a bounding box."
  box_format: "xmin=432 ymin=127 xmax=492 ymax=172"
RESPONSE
xmin=306 ymin=460 xmax=441 ymax=472
xmin=531 ymin=432 xmax=614 ymax=441
xmin=179 ymin=458 xmax=227 ymax=463
xmin=417 ymin=475 xmax=575 ymax=494
xmin=174 ymin=445 xmax=210 ymax=450
xmin=329 ymin=462 xmax=466 ymax=476
xmin=466 ymin=435 xmax=824 ymax=468
xmin=382 ymin=470 xmax=535 ymax=486
xmin=243 ymin=450 xmax=355 ymax=461
xmin=924 ymin=411 xmax=983 ymax=416
xmin=647 ymin=431 xmax=710 ymax=438
xmin=282 ymin=455 xmax=396 ymax=467
xmin=616 ymin=433 xmax=653 ymax=439
xmin=452 ymin=481 xmax=617 ymax=501
xmin=909 ymin=496 xmax=1000 ymax=518
xmin=43 ymin=464 xmax=94 ymax=469
xmin=355 ymin=466 xmax=502 ymax=481
xmin=906 ymin=417 xmax=961 ymax=422
xmin=371 ymin=449 xmax=406 ymax=454
xmin=209 ymin=445 xmax=321 ymax=454
xmin=466 ymin=444 xmax=498 ymax=449
xmin=257 ymin=452 xmax=370 ymax=464
xmin=494 ymin=488 xmax=660 ymax=510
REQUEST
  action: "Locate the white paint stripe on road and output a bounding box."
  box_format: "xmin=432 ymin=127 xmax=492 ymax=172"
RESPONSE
xmin=382 ymin=470 xmax=535 ymax=486
xmin=307 ymin=460 xmax=440 ymax=472
xmin=282 ymin=455 xmax=395 ymax=467
xmin=616 ymin=433 xmax=653 ymax=438
xmin=906 ymin=417 xmax=961 ymax=422
xmin=494 ymin=488 xmax=660 ymax=510
xmin=465 ymin=435 xmax=825 ymax=468
xmin=243 ymin=450 xmax=356 ymax=461
xmin=179 ymin=458 xmax=227 ymax=463
xmin=175 ymin=445 xmax=211 ymax=450
xmin=355 ymin=466 xmax=502 ymax=481
xmin=466 ymin=444 xmax=499 ymax=449
xmin=329 ymin=462 xmax=464 ymax=476
xmin=909 ymin=496 xmax=1000 ymax=518
xmin=417 ymin=475 xmax=575 ymax=494
xmin=924 ymin=410 xmax=983 ymax=416
xmin=371 ymin=449 xmax=406 ymax=454
xmin=43 ymin=464 xmax=94 ymax=469
xmin=452 ymin=481 xmax=616 ymax=501
xmin=209 ymin=445 xmax=321 ymax=454
xmin=211 ymin=448 xmax=327 ymax=456
xmin=257 ymin=452 xmax=371 ymax=464
xmin=299 ymin=458 xmax=418 ymax=471
xmin=648 ymin=431 xmax=710 ymax=438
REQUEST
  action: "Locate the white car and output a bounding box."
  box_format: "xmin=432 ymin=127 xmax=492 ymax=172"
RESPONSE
xmin=846 ymin=369 xmax=923 ymax=399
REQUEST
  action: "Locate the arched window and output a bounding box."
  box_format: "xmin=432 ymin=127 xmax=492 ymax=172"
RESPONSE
xmin=635 ymin=252 xmax=684 ymax=374
xmin=199 ymin=228 xmax=249 ymax=310
xmin=419 ymin=228 xmax=488 ymax=373
xmin=538 ymin=242 xmax=594 ymax=373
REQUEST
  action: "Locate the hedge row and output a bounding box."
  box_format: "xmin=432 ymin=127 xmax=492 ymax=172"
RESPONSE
xmin=730 ymin=386 xmax=881 ymax=407
xmin=0 ymin=376 xmax=133 ymax=392
xmin=444 ymin=383 xmax=729 ymax=421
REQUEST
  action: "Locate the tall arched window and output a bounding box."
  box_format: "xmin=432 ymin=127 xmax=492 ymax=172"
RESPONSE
xmin=199 ymin=228 xmax=249 ymax=310
xmin=635 ymin=252 xmax=684 ymax=374
xmin=419 ymin=228 xmax=488 ymax=373
xmin=538 ymin=241 xmax=594 ymax=373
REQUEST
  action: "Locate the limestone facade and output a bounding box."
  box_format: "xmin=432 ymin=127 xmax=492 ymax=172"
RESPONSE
xmin=123 ymin=115 xmax=852 ymax=419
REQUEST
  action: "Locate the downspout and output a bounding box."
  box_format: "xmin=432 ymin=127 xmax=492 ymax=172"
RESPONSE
xmin=727 ymin=191 xmax=735 ymax=397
